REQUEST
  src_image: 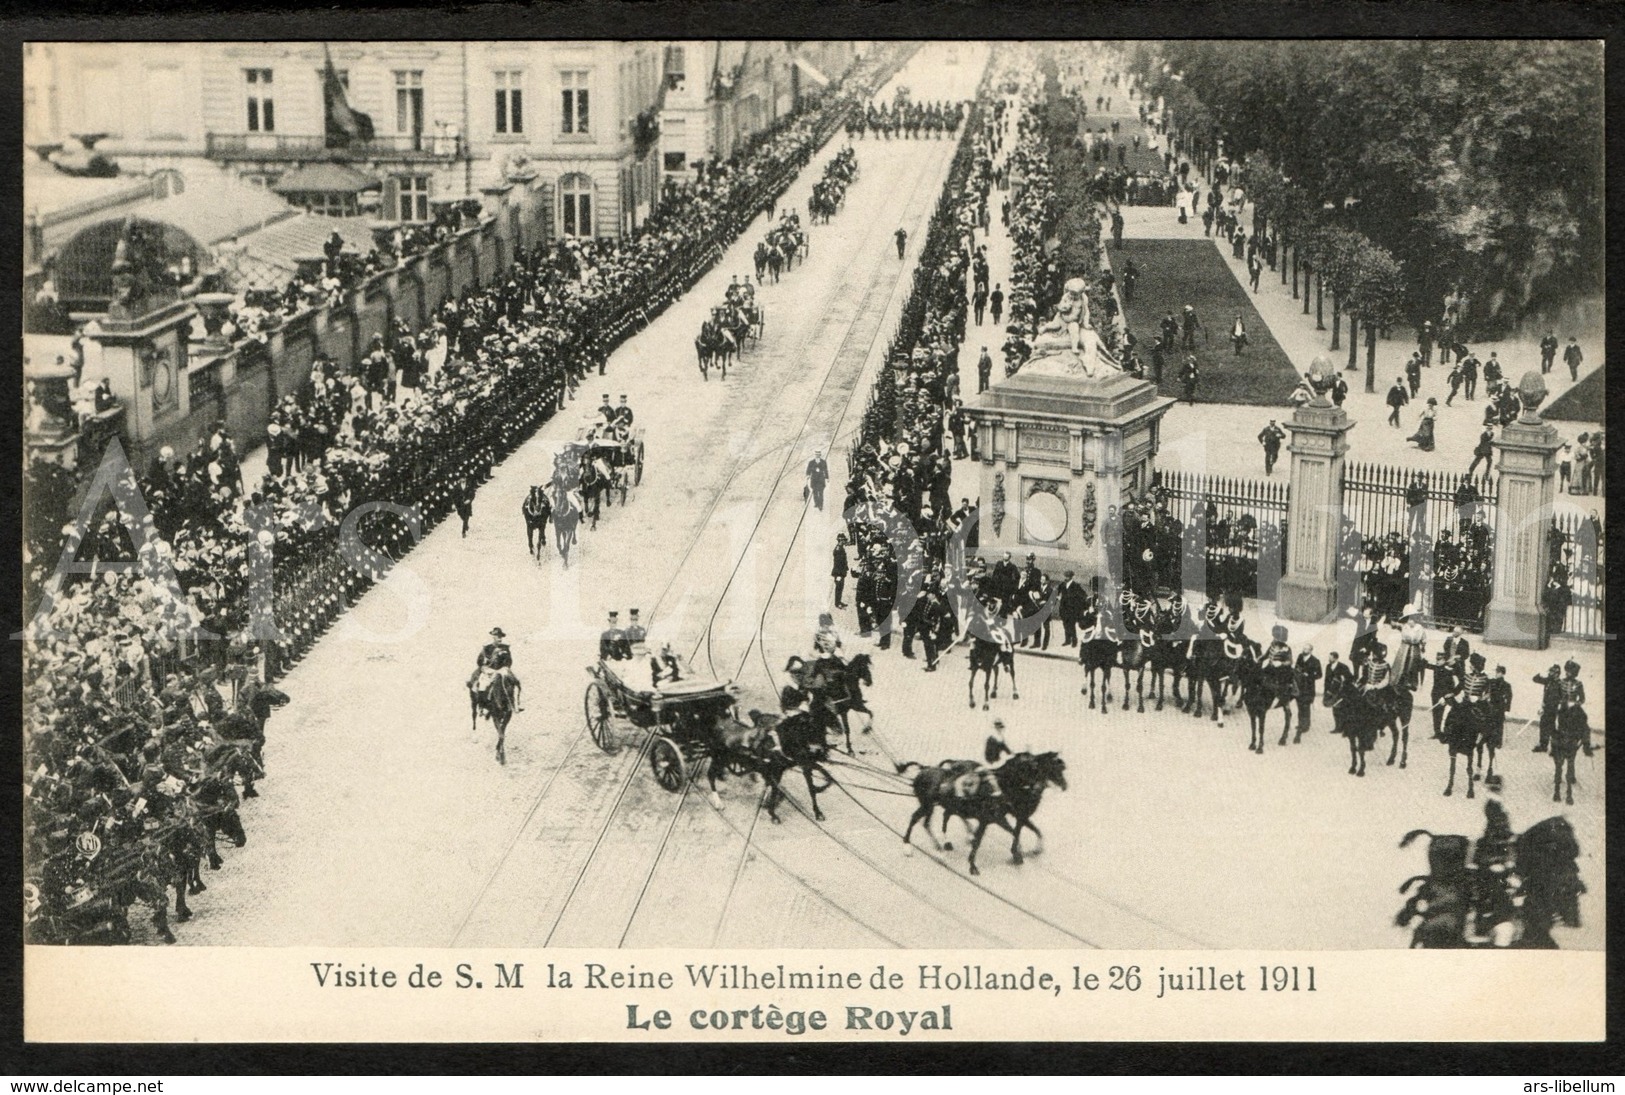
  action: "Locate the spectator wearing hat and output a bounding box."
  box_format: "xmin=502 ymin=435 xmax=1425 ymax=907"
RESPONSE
xmin=1408 ymin=398 xmax=1438 ymax=451
xmin=1293 ymin=643 xmax=1322 ymax=736
xmin=1386 ymin=377 xmax=1409 ymax=427
xmin=1563 ymin=337 xmax=1583 ymax=382
xmin=831 ymin=534 xmax=850 ymax=608
xmin=1057 ymin=570 xmax=1088 ymax=646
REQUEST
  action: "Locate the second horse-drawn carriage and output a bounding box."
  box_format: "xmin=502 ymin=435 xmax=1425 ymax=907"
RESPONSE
xmin=583 ymin=653 xmax=836 ymax=821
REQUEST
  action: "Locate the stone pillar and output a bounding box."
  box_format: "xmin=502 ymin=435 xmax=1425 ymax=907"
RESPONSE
xmin=24 ymin=356 xmax=81 ymax=468
xmin=1278 ymin=398 xmax=1354 ymax=622
xmin=1484 ymin=372 xmax=1562 ymax=649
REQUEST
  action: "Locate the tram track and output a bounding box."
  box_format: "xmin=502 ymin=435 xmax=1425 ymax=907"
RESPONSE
xmin=549 ymin=136 xmax=947 ymax=949
xmin=448 ymin=131 xmax=946 ymax=948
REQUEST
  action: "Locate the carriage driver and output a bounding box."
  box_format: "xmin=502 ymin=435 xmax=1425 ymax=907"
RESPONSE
xmin=599 ymin=611 xmax=632 ymax=661
xmin=612 ymin=395 xmax=634 ymax=429
xmin=469 ymin=628 xmax=523 ymax=710
xmin=624 ymin=608 xmax=648 ymax=652
xmin=597 ymin=393 xmax=615 ymax=428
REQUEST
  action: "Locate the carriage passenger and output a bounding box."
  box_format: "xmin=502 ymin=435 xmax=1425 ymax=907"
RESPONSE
xmin=612 ymin=395 xmax=634 ymax=429
xmin=650 ymin=642 xmax=683 ymax=689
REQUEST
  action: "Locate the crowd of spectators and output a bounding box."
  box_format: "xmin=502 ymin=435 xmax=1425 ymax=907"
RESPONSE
xmin=22 ymin=42 xmax=917 ymax=945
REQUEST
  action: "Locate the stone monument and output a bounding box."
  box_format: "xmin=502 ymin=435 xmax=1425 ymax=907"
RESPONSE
xmin=961 ymin=281 xmax=1174 ymax=578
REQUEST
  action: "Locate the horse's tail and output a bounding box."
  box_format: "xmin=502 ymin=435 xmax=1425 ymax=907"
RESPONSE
xmin=1398 ymin=829 xmax=1435 ymax=850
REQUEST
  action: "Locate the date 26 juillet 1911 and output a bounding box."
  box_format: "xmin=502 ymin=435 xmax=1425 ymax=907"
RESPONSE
xmin=1084 ymin=966 xmax=1317 ymax=998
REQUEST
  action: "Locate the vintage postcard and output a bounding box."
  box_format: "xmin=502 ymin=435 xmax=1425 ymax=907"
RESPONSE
xmin=18 ymin=31 xmax=1607 ymax=1046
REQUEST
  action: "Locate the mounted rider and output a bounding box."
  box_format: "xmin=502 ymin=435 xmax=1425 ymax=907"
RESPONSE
xmin=1261 ymin=624 xmax=1297 ymax=703
xmin=468 ymin=627 xmax=522 ymax=710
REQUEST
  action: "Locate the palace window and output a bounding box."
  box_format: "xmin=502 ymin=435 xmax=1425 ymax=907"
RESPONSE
xmin=397 ymin=174 xmax=430 ymax=222
xmin=560 ymin=70 xmax=590 ymax=135
xmin=245 ymin=68 xmax=274 ymax=132
xmin=494 ymin=70 xmax=524 ymax=135
xmin=395 ymin=69 xmax=424 ymax=142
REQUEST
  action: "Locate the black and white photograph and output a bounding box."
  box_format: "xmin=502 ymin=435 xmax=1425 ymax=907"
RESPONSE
xmin=16 ymin=28 xmax=1609 ymax=1047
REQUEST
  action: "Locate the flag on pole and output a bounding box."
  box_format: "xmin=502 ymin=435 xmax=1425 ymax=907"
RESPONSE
xmin=323 ymin=45 xmax=374 ymax=149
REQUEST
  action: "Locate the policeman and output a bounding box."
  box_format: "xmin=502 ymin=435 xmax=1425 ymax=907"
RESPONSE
xmin=1532 ymin=662 xmax=1564 ymax=753
xmin=599 ymin=611 xmax=631 ymax=661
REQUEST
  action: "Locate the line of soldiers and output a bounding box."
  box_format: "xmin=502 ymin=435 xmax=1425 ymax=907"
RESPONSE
xmin=849 ymin=98 xmax=966 ymax=141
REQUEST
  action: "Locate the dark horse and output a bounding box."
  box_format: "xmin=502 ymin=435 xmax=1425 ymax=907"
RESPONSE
xmin=469 ymin=671 xmax=517 ymax=765
xmin=897 ymin=752 xmax=1068 ymax=876
xmin=1231 ymin=645 xmax=1294 ymax=754
xmin=551 ymin=484 xmax=581 ymax=567
xmin=523 ymin=485 xmax=552 ymax=560
xmin=1439 ymin=698 xmax=1491 ymax=798
xmin=1549 ymin=702 xmax=1593 ymax=805
xmin=1319 ymin=669 xmax=1384 ymax=773
xmin=795 ymin=653 xmax=875 ymax=754
xmin=967 ymin=633 xmax=1016 ymax=710
xmin=711 ymin=696 xmax=832 ymax=822
xmin=1078 ymin=613 xmax=1122 ymax=713
xmin=1183 ymin=631 xmax=1236 ymax=724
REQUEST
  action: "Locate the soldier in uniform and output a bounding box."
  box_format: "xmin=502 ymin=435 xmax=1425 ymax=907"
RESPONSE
xmin=599 ymin=611 xmax=631 ymax=661
xmin=468 ymin=627 xmax=522 ymax=710
xmin=1485 ymin=664 xmax=1513 ymax=757
xmin=1261 ymin=623 xmax=1296 ymax=715
xmin=831 ymin=533 xmax=850 ymax=608
xmin=1293 ymin=643 xmax=1322 ymax=738
xmin=612 ymin=395 xmax=634 ymax=429
xmin=1356 ymin=641 xmax=1395 ymax=727
xmin=1532 ymin=663 xmax=1564 ymax=753
xmin=1418 ymin=650 xmax=1456 ymax=740
xmin=596 ymin=393 xmax=615 ymax=427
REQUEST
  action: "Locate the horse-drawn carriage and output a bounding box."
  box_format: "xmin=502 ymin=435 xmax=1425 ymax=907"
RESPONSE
xmin=584 ymin=657 xmax=743 ymax=792
xmin=566 ymin=422 xmax=645 ymax=499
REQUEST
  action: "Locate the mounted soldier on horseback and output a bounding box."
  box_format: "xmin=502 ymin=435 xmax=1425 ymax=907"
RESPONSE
xmin=468 ymin=627 xmax=522 ymax=763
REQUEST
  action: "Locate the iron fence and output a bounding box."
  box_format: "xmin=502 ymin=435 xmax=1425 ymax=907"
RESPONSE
xmin=1150 ymin=470 xmax=1288 ymax=600
xmin=1547 ymin=508 xmax=1608 ymax=640
xmin=1342 ymin=462 xmax=1496 ymax=631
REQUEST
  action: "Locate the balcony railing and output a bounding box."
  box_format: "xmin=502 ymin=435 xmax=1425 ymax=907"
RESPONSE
xmin=205 ymin=132 xmax=463 ymax=161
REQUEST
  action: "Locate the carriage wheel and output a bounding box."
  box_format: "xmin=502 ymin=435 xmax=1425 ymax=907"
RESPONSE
xmin=634 ymin=443 xmax=645 ymax=486
xmin=650 ymin=736 xmax=687 ymax=792
xmin=584 ymin=682 xmax=615 ymax=752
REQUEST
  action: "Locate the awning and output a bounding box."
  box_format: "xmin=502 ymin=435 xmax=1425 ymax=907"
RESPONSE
xmin=272 ymin=162 xmax=379 ymax=195
xmin=792 ymin=55 xmax=831 ymax=86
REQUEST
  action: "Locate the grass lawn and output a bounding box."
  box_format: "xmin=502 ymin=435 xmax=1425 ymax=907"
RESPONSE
xmin=1545 ymin=363 xmax=1605 ymax=423
xmin=1109 ymin=238 xmax=1301 ymax=408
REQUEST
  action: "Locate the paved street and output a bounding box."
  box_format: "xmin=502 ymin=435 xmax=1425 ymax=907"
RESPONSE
xmin=175 ymin=43 xmax=1601 ymax=953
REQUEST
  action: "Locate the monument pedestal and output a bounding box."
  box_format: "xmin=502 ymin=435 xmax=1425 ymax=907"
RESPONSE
xmin=961 ymin=360 xmax=1175 ymax=580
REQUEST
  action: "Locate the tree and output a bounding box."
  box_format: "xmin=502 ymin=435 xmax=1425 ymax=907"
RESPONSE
xmin=1313 ymin=226 xmax=1364 ymax=354
xmin=1343 ymin=240 xmax=1407 ymax=392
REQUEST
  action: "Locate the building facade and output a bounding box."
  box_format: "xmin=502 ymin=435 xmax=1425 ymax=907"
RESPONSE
xmin=26 ymin=40 xmax=672 ymax=240
xmin=658 ymin=41 xmax=860 ymax=186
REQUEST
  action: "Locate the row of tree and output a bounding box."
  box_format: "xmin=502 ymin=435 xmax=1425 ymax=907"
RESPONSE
xmin=1129 ymin=41 xmax=1603 ymax=345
